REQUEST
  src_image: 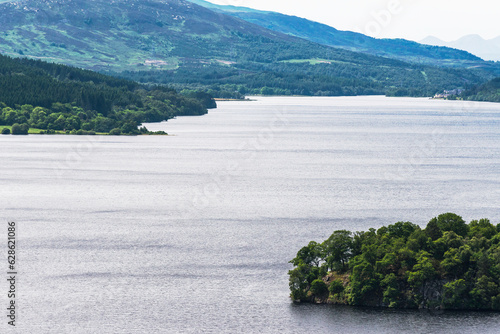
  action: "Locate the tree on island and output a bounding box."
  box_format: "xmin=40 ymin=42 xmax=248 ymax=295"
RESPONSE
xmin=289 ymin=213 xmax=500 ymax=310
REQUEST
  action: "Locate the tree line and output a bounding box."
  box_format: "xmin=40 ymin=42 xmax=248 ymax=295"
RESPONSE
xmin=113 ymin=58 xmax=490 ymax=99
xmin=461 ymin=77 xmax=500 ymax=102
xmin=0 ymin=55 xmax=214 ymax=134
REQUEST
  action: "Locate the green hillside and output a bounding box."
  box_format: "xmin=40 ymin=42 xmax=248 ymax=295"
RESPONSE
xmin=189 ymin=0 xmax=496 ymax=69
xmin=462 ymin=77 xmax=500 ymax=102
xmin=0 ymin=54 xmax=210 ymax=135
xmin=0 ymin=0 xmax=303 ymax=72
xmin=0 ymin=0 xmax=495 ymax=97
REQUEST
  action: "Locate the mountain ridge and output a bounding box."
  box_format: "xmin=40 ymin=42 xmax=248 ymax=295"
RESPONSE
xmin=188 ymin=0 xmax=488 ymax=68
xmin=420 ymin=35 xmax=500 ymax=62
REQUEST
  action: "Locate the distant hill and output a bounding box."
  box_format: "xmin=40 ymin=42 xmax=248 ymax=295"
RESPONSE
xmin=188 ymin=0 xmax=489 ymax=68
xmin=0 ymin=0 xmax=335 ymax=72
xmin=0 ymin=0 xmax=495 ymax=97
xmin=421 ymin=35 xmax=500 ymax=62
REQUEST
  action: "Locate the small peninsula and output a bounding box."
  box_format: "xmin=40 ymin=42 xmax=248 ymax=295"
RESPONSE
xmin=289 ymin=213 xmax=500 ymax=311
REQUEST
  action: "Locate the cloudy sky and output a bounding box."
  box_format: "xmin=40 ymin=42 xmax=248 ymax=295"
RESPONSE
xmin=205 ymin=0 xmax=499 ymax=42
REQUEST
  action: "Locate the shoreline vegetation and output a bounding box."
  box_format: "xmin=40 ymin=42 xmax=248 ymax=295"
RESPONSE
xmin=2 ymin=50 xmax=499 ymax=137
xmin=3 ymin=93 xmax=497 ymax=136
xmin=289 ymin=213 xmax=500 ymax=311
xmin=431 ymin=78 xmax=500 ymax=103
xmin=0 ymin=55 xmax=215 ymax=136
xmin=0 ymin=124 xmax=167 ymax=136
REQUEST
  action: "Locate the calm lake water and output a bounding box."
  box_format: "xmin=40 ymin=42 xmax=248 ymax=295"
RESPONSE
xmin=1 ymin=96 xmax=500 ymax=333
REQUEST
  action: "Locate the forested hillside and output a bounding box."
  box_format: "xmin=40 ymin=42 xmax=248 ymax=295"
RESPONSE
xmin=115 ymin=59 xmax=491 ymax=98
xmin=189 ymin=0 xmax=494 ymax=69
xmin=0 ymin=0 xmax=495 ymax=98
xmin=0 ymin=54 xmax=211 ymax=135
xmin=461 ymin=78 xmax=500 ymax=102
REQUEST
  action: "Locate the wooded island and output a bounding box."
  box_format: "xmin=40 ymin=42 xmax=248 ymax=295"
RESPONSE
xmin=289 ymin=213 xmax=500 ymax=310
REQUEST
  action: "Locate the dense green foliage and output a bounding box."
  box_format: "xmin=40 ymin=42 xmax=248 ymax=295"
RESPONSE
xmin=0 ymin=54 xmax=211 ymax=134
xmin=461 ymin=77 xmax=500 ymax=102
xmin=114 ymin=59 xmax=491 ymax=98
xmin=11 ymin=122 xmax=28 ymax=135
xmin=1 ymin=0 xmax=496 ymax=98
xmin=289 ymin=213 xmax=500 ymax=310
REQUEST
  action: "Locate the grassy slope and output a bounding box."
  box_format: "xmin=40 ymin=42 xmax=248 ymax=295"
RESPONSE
xmin=0 ymin=54 xmax=209 ymax=135
xmin=1 ymin=0 xmax=309 ymax=72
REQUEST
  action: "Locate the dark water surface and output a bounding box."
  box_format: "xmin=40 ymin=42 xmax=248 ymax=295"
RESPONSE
xmin=1 ymin=96 xmax=499 ymax=333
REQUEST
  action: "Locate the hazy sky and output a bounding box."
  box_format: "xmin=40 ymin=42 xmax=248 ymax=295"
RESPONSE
xmin=205 ymin=0 xmax=499 ymax=42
